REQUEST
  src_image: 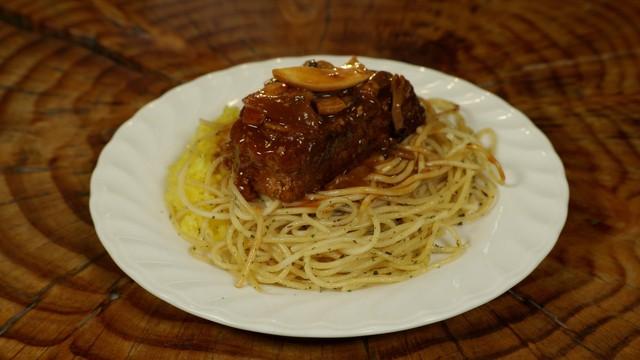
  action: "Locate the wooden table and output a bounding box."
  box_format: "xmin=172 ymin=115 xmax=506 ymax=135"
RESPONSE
xmin=1 ymin=0 xmax=639 ymax=358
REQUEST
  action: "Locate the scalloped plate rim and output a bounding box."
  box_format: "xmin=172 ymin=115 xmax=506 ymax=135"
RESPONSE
xmin=90 ymin=55 xmax=569 ymax=338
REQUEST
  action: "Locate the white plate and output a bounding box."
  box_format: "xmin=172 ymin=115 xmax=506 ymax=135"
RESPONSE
xmin=90 ymin=55 xmax=568 ymax=337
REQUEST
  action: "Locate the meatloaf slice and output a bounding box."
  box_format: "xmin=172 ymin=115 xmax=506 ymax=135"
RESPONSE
xmin=229 ymin=62 xmax=425 ymax=203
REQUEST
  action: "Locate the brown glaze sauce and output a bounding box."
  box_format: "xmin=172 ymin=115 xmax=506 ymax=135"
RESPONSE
xmin=325 ymin=153 xmax=386 ymax=189
xmin=229 ymin=60 xmax=426 ymax=203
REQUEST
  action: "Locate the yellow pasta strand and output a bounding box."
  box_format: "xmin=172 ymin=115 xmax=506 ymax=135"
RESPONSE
xmin=165 ymin=99 xmax=502 ymax=291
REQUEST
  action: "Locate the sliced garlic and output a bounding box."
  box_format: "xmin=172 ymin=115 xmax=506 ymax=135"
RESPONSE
xmin=272 ymin=66 xmax=373 ymax=92
xmin=315 ymin=96 xmax=348 ymax=115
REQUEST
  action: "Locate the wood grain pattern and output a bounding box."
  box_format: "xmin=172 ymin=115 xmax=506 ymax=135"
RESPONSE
xmin=1 ymin=0 xmax=639 ymax=358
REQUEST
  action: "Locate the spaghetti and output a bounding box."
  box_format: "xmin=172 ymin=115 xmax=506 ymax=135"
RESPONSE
xmin=165 ymin=98 xmax=504 ymax=291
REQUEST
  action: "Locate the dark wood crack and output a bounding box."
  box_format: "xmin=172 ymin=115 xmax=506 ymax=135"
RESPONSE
xmin=508 ymin=289 xmax=604 ymax=357
xmin=0 ymin=6 xmax=178 ymax=86
xmin=0 ymin=252 xmax=106 ymax=337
